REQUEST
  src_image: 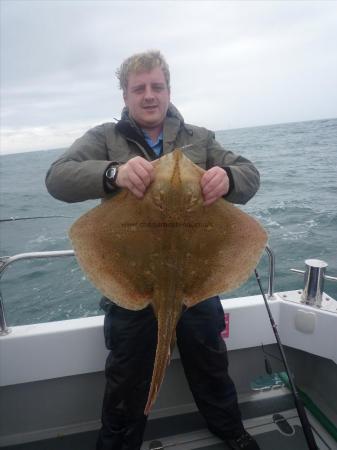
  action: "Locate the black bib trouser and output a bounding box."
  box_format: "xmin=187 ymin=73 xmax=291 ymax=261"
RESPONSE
xmin=96 ymin=296 xmax=244 ymax=450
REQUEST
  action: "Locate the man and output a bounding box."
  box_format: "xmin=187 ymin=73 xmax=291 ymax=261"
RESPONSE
xmin=46 ymin=50 xmax=261 ymax=450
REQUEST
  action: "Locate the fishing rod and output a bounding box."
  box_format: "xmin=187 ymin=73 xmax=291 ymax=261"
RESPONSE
xmin=254 ymin=269 xmax=318 ymax=450
xmin=0 ymin=215 xmax=73 ymax=223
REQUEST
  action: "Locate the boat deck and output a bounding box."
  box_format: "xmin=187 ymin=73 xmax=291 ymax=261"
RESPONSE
xmin=2 ymin=391 xmax=335 ymax=450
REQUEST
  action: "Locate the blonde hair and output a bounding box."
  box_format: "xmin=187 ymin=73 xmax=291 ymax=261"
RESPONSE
xmin=116 ymin=50 xmax=170 ymax=93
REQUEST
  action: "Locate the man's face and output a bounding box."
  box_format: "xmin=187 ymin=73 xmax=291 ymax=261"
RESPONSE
xmin=123 ymin=66 xmax=170 ymax=130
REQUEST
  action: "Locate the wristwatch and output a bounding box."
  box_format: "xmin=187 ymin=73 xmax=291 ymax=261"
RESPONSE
xmin=105 ymin=165 xmax=119 ymax=189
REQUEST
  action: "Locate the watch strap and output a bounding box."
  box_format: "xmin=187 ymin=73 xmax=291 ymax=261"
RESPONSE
xmin=104 ymin=163 xmax=119 ymax=193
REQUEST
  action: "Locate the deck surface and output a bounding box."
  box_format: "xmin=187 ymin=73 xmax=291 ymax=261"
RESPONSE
xmin=2 ymin=393 xmax=335 ymax=450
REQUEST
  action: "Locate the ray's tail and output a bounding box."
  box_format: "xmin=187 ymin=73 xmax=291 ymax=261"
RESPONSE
xmin=144 ymin=303 xmax=182 ymax=415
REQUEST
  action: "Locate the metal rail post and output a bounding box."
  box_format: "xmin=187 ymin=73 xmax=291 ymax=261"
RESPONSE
xmin=0 ymin=250 xmax=74 ymax=336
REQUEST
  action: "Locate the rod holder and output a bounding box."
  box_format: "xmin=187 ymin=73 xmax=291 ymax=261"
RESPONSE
xmin=290 ymin=259 xmax=337 ymax=308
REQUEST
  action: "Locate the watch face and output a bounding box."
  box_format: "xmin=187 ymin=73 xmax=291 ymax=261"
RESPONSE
xmin=106 ymin=166 xmax=117 ymax=180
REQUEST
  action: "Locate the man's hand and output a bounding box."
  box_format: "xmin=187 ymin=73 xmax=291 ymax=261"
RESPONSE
xmin=200 ymin=167 xmax=230 ymax=206
xmin=116 ymin=156 xmax=154 ymax=198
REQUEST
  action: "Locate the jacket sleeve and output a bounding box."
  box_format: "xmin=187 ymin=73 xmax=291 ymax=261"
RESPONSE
xmin=206 ymin=132 xmax=260 ymax=205
xmin=45 ymin=125 xmax=113 ymax=203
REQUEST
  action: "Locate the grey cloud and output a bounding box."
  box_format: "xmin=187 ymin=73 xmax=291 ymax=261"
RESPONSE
xmin=1 ymin=0 xmax=337 ymax=153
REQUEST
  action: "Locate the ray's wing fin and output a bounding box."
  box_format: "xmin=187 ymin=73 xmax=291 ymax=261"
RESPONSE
xmin=181 ymin=199 xmax=268 ymax=307
xmin=69 ymin=191 xmax=160 ymax=310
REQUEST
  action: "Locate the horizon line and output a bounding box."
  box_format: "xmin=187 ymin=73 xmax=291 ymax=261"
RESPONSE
xmin=1 ymin=116 xmax=336 ymax=157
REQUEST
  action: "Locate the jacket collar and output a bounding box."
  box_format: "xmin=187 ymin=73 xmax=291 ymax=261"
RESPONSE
xmin=115 ymin=109 xmax=155 ymax=158
xmin=115 ymin=103 xmax=187 ymax=159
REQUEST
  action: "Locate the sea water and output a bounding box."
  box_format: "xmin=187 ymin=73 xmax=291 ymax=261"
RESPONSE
xmin=0 ymin=118 xmax=336 ymax=326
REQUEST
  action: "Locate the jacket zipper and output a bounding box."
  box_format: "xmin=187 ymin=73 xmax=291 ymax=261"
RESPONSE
xmin=125 ymin=137 xmax=157 ymax=161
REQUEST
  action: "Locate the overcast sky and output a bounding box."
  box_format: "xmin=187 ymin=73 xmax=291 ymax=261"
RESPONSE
xmin=1 ymin=0 xmax=337 ymax=154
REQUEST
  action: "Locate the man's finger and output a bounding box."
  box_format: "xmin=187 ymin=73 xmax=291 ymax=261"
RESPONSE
xmin=126 ymin=180 xmax=146 ymax=198
xmin=130 ymin=186 xmax=146 ymax=198
xmin=133 ymin=163 xmax=153 ymax=188
xmin=200 ymin=170 xmax=217 ymax=189
xmin=128 ymin=170 xmax=147 ymax=193
xmin=133 ymin=158 xmax=154 ymax=180
xmin=204 ymin=197 xmax=218 ymax=206
xmin=116 ymin=157 xmax=154 ymax=194
xmin=202 ymin=174 xmax=223 ymax=195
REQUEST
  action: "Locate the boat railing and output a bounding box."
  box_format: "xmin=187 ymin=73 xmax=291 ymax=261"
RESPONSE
xmin=265 ymin=245 xmax=275 ymax=300
xmin=0 ymin=246 xmax=275 ymax=336
xmin=0 ymin=250 xmax=75 ymax=336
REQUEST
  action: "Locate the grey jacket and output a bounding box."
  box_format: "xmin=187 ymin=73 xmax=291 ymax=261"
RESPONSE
xmin=45 ymin=104 xmax=260 ymax=204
